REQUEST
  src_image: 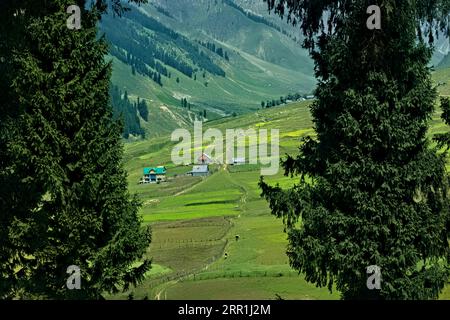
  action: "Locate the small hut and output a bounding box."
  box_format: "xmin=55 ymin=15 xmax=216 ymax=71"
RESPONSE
xmin=189 ymin=164 xmax=209 ymax=177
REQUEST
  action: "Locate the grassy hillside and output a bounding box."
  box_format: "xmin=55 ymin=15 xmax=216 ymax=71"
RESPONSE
xmin=147 ymin=0 xmax=312 ymax=72
xmin=111 ymin=93 xmax=450 ymax=299
xmin=104 ymin=1 xmax=450 ymax=140
xmin=100 ymin=0 xmax=316 ymax=137
xmin=434 ymin=66 xmax=450 ymax=97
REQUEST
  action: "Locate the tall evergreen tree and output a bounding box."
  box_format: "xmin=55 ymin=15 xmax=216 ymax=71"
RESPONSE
xmin=138 ymin=99 xmax=149 ymax=122
xmin=0 ymin=0 xmax=150 ymax=299
xmin=157 ymin=73 xmax=162 ymax=86
xmin=260 ymin=0 xmax=450 ymax=299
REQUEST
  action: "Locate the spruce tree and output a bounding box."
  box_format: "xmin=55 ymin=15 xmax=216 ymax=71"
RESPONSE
xmin=260 ymin=0 xmax=450 ymax=299
xmin=0 ymin=0 xmax=150 ymax=299
xmin=138 ymin=99 xmax=149 ymax=121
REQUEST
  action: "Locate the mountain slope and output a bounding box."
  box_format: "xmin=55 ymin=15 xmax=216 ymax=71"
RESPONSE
xmin=100 ymin=0 xmax=316 ymax=137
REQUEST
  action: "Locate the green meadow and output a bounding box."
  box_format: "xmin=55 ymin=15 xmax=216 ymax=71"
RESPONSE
xmin=114 ymin=97 xmax=450 ymax=300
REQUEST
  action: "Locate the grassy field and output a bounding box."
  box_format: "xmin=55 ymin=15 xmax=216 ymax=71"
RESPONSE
xmin=114 ymin=97 xmax=450 ymax=300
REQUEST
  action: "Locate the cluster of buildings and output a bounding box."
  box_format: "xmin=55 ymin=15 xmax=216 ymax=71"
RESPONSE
xmin=141 ymin=153 xmax=248 ymax=184
xmin=140 ymin=153 xmax=212 ymax=184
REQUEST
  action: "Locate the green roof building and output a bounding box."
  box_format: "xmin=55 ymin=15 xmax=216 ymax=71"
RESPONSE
xmin=142 ymin=166 xmax=167 ymax=183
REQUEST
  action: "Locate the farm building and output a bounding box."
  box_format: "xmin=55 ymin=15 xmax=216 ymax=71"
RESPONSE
xmin=189 ymin=164 xmax=209 ymax=177
xmin=142 ymin=166 xmax=167 ymax=183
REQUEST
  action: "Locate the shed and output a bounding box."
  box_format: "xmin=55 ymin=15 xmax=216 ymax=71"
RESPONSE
xmin=190 ymin=164 xmax=209 ymax=177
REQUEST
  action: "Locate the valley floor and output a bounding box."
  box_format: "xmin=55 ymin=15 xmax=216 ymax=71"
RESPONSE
xmin=112 ymin=101 xmax=450 ymax=300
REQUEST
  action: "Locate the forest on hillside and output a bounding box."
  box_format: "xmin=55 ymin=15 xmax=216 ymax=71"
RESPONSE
xmin=0 ymin=0 xmax=449 ymax=305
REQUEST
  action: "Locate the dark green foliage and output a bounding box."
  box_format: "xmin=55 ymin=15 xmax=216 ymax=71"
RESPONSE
xmin=109 ymin=44 xmax=165 ymax=86
xmin=286 ymin=93 xmax=304 ymax=101
xmin=198 ymin=40 xmax=228 ymax=60
xmin=152 ymin=72 xmax=162 ymax=86
xmin=260 ymin=0 xmax=450 ymax=299
xmin=0 ymin=0 xmax=151 ymax=299
xmin=137 ymin=99 xmax=149 ymax=122
xmin=435 ymin=97 xmax=450 ymax=149
xmin=102 ymin=9 xmax=225 ymax=78
xmin=110 ymin=85 xmax=145 ymax=138
xmin=180 ymin=98 xmax=188 ymax=109
xmin=97 ymin=0 xmax=148 ymax=16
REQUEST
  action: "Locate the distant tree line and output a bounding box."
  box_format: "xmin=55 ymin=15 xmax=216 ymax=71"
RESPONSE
xmin=110 ymin=85 xmax=147 ymax=138
xmin=180 ymin=98 xmax=191 ymax=110
xmin=103 ymin=18 xmax=193 ymax=78
xmin=198 ymin=41 xmax=230 ymax=61
xmin=137 ymin=97 xmax=149 ymax=122
xmin=261 ymin=93 xmax=312 ymax=108
xmin=180 ymin=98 xmax=207 ymax=120
xmin=109 ymin=44 xmax=164 ymax=86
xmin=102 ymin=10 xmax=226 ymax=78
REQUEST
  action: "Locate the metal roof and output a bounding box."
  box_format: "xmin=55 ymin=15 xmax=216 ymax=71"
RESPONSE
xmin=192 ymin=165 xmax=209 ymax=173
xmin=144 ymin=167 xmax=166 ymax=175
